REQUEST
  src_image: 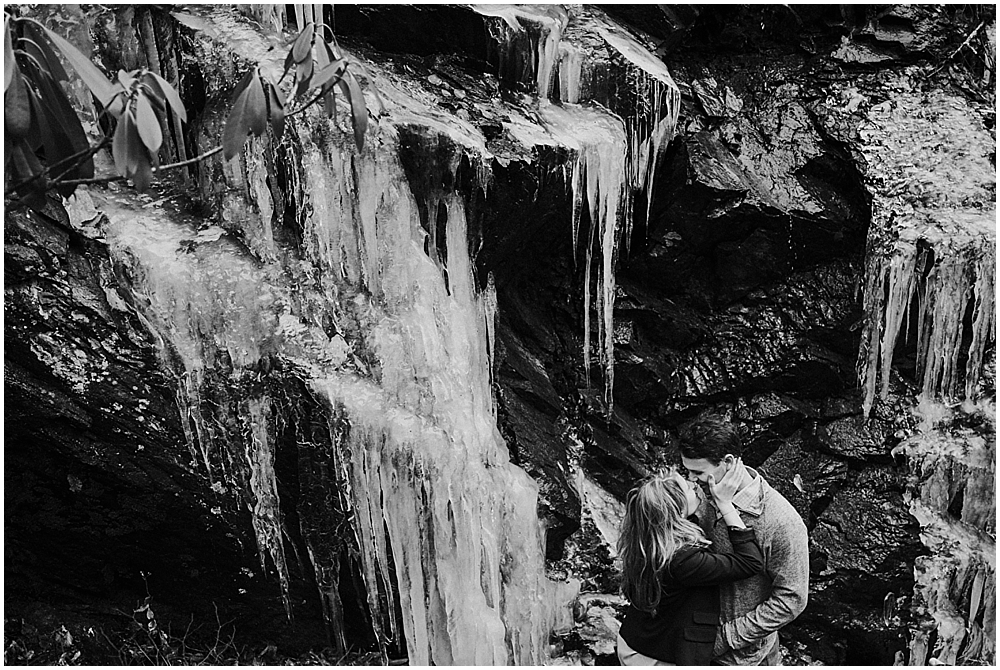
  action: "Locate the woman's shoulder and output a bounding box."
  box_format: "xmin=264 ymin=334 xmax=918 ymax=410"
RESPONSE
xmin=667 ymin=541 xmax=711 ymax=570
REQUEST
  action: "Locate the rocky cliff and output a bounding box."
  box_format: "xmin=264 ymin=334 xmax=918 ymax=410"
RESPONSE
xmin=4 ymin=4 xmax=994 ymax=665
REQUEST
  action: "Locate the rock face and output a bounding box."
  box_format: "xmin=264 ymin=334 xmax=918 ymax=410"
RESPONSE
xmin=4 ymin=3 xmax=995 ymax=666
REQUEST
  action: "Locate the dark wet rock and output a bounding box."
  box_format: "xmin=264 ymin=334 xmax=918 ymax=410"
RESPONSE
xmin=571 ymin=600 xmax=622 ymax=658
xmin=335 ymin=5 xmax=493 ymax=64
xmin=4 ymin=203 xmax=325 ymax=654
xmin=816 ymin=415 xmax=891 ymax=461
xmin=736 ymin=392 xmax=817 ymax=424
xmin=757 ymin=433 xmax=848 ymax=526
xmin=820 ymin=393 xmax=863 ymax=419
xmin=498 ymin=388 xmax=581 ymax=560
xmin=804 ymin=466 xmax=925 ymax=665
xmin=641 ymin=117 xmax=868 ymax=304
xmin=601 ymin=5 xmax=702 ymax=54
xmin=630 ymin=262 xmax=860 ymax=401
xmin=830 ymin=39 xmax=898 ymax=66
xmin=812 ymin=467 xmax=920 ymax=579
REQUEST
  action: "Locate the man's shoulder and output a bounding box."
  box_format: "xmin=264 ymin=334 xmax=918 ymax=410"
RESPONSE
xmin=756 ymin=473 xmax=807 ymax=531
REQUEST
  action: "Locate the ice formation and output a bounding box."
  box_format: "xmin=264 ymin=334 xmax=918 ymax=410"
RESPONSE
xmin=477 ymin=4 xmax=570 ymax=99
xmin=103 ymin=194 xmax=295 ymax=617
xmin=94 ymin=4 xmax=687 ymax=661
xmin=301 ymin=130 xmax=573 ymax=663
xmin=102 ymin=91 xmax=575 ymax=663
xmin=542 ymin=104 xmax=627 ymax=409
xmin=482 ymin=7 xmax=681 ymax=413
xmin=899 ymin=400 xmax=995 ymax=665
xmin=851 ymin=83 xmax=996 ymax=663
xmin=595 ymin=25 xmax=682 ymax=244
xmin=858 ymin=223 xmax=995 ymax=415
xmin=856 ymin=87 xmax=995 ymax=416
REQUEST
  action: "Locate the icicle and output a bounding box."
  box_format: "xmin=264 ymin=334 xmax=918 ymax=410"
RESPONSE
xmin=596 ymin=24 xmax=682 ymax=215
xmin=569 ymin=158 xmax=584 ymax=266
xmin=484 ymin=272 xmax=498 ymax=402
xmin=965 ymin=251 xmax=995 ymax=398
xmin=481 ymin=11 xmax=682 ymax=410
xmin=538 ymin=104 xmax=627 ymax=414
xmin=535 ymin=8 xmax=567 ymax=99
xmin=556 ymin=43 xmax=584 ymax=104
xmin=174 ymin=371 xmax=213 ymax=475
xmin=858 ymin=227 xmax=996 ymax=416
xmin=582 ymin=197 xmax=596 ymax=387
xmin=243 ymin=396 xmax=292 ymax=616
xmin=477 ymin=5 xmax=569 ymax=98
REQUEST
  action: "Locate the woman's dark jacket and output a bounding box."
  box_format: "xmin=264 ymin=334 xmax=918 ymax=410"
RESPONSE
xmin=618 ymin=524 xmax=765 ymax=665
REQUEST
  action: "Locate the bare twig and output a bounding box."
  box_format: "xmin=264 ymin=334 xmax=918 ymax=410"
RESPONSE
xmin=48 ymin=138 xmax=113 ymax=185
xmin=922 ymin=20 xmax=986 ymax=80
xmin=4 ymin=136 xmax=112 ymax=196
xmin=286 ymin=77 xmax=344 ymax=119
xmin=54 ymin=145 xmax=225 ymax=188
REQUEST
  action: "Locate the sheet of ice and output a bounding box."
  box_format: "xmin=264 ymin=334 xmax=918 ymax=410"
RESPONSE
xmin=289 ymin=120 xmax=579 ymax=662
xmin=897 ymin=401 xmax=995 ymax=665
xmin=556 ymin=42 xmax=585 ymax=104
xmin=101 ymin=192 xmax=296 ymax=616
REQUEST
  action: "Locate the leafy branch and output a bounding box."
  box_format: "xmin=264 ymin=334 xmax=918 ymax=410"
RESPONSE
xmin=4 ymin=12 xmax=370 ymax=209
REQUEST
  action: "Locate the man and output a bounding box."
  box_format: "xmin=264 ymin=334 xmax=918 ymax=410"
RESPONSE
xmin=679 ymin=415 xmax=809 ymax=665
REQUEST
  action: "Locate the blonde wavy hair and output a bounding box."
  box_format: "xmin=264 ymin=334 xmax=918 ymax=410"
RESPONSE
xmin=617 ymin=466 xmax=710 ymax=613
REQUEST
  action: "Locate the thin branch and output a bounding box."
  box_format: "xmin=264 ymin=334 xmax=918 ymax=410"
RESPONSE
xmin=55 ymin=145 xmax=225 ymax=188
xmin=4 ymin=136 xmax=112 ymax=196
xmin=153 ymin=144 xmax=225 ymax=173
xmin=287 ymin=86 xmax=331 ymax=119
xmin=922 ymin=20 xmax=986 ymax=80
xmin=285 ymin=67 xmax=348 ymax=119
xmin=47 ymin=137 xmax=111 ymax=185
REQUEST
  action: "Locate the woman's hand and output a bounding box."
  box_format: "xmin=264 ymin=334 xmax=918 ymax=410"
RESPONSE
xmin=707 ymin=458 xmax=743 ymax=507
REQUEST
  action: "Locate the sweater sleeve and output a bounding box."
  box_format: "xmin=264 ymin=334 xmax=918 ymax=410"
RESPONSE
xmin=668 ymin=528 xmax=765 ymax=587
xmin=720 ymin=510 xmax=810 ymax=651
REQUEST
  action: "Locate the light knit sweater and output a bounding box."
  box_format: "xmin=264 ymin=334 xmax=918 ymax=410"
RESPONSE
xmin=697 ymin=467 xmax=810 ymax=665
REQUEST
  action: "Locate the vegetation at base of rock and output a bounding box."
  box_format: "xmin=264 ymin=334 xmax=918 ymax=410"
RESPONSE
xmin=3 ymin=8 xmax=369 ymax=207
xmin=3 ymin=609 xmax=386 ymax=666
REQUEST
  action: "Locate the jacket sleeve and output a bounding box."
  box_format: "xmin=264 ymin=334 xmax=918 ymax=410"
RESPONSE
xmin=668 ymin=528 xmax=765 ymax=587
xmin=720 ymin=511 xmax=810 ymax=651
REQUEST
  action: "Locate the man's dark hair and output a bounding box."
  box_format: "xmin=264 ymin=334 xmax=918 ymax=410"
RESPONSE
xmin=678 ymin=415 xmax=743 ymax=464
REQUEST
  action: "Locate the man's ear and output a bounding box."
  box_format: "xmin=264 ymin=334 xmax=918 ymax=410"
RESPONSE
xmin=723 ymin=454 xmax=736 ymax=469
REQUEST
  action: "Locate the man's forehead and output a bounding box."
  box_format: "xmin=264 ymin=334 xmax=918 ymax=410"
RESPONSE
xmin=680 ymin=457 xmax=716 ymax=471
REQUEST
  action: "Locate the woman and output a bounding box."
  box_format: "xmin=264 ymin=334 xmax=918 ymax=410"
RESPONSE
xmin=616 ymin=461 xmax=764 ymax=666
